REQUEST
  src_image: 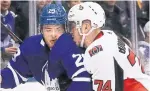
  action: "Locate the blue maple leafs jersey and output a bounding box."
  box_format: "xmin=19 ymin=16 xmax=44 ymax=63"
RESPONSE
xmin=1 ymin=34 xmax=50 ymax=88
xmin=1 ymin=33 xmax=92 ymax=91
xmin=49 ymin=33 xmax=92 ymax=91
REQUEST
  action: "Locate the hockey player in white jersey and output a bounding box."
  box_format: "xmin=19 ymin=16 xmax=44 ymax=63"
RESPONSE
xmin=68 ymin=2 xmax=150 ymax=91
xmin=139 ymin=21 xmax=150 ymax=76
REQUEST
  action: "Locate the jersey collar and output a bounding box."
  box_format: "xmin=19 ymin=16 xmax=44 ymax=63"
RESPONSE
xmin=94 ymin=31 xmax=104 ymax=41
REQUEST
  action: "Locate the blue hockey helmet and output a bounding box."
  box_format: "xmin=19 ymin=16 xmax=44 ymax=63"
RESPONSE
xmin=40 ymin=4 xmax=67 ymax=26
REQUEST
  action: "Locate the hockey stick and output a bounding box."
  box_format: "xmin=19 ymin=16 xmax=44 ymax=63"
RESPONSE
xmin=1 ymin=22 xmax=23 ymax=43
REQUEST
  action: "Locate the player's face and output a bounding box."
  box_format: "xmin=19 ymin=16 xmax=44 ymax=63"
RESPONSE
xmin=1 ymin=0 xmax=11 ymax=12
xmin=36 ymin=0 xmax=46 ymax=9
xmin=104 ymin=0 xmax=116 ymax=6
xmin=42 ymin=25 xmax=64 ymax=48
xmin=70 ymin=22 xmax=82 ymax=46
xmin=70 ymin=20 xmax=92 ymax=47
xmin=68 ymin=1 xmax=81 ymax=8
xmin=45 ymin=0 xmax=52 ymax=5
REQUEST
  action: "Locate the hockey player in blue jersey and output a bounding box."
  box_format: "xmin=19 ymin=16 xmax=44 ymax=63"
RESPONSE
xmin=48 ymin=30 xmax=92 ymax=91
xmin=0 ymin=4 xmax=92 ymax=91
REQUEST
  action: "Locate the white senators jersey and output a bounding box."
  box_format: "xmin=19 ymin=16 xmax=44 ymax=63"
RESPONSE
xmin=83 ymin=30 xmax=150 ymax=91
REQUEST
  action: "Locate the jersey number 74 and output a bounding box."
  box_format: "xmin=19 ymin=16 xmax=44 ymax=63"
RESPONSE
xmin=94 ymin=80 xmax=112 ymax=91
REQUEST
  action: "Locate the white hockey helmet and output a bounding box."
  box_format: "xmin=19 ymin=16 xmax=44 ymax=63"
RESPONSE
xmin=68 ymin=2 xmax=105 ymax=29
xmin=68 ymin=2 xmax=105 ymax=47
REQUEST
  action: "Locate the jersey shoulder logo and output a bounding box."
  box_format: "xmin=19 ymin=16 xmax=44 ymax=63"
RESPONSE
xmin=89 ymin=45 xmax=103 ymax=57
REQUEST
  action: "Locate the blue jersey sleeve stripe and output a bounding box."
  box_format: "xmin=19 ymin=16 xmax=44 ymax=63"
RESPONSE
xmin=7 ymin=62 xmax=20 ymax=86
xmin=71 ymin=68 xmax=86 ymax=79
xmin=8 ymin=62 xmax=28 ymax=82
xmin=72 ymin=77 xmax=91 ymax=82
xmin=15 ymin=70 xmax=28 ymax=82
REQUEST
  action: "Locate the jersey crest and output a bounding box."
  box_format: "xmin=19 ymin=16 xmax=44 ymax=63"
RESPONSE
xmin=89 ymin=45 xmax=103 ymax=57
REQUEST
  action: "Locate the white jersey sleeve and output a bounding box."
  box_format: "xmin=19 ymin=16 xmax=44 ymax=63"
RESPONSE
xmin=114 ymin=34 xmax=150 ymax=90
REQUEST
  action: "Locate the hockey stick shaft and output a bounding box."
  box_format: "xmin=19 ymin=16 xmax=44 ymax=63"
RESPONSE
xmin=1 ymin=22 xmax=23 ymax=43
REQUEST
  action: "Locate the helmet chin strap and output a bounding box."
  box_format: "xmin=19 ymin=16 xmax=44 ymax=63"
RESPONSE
xmin=80 ymin=35 xmax=85 ymax=47
xmin=78 ymin=27 xmax=96 ymax=47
